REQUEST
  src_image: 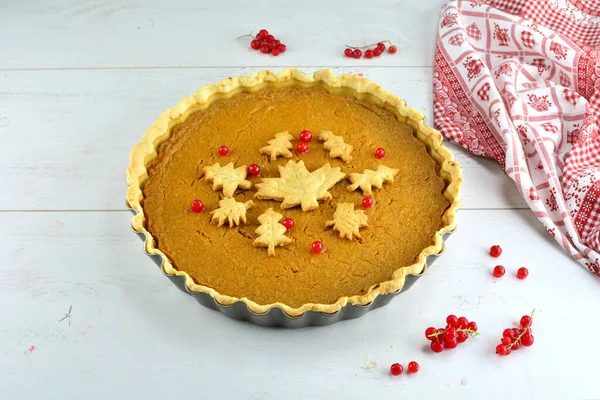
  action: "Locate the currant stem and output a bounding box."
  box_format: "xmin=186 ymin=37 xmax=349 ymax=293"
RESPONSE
xmin=428 ymin=327 xmax=479 ymax=339
xmin=507 ymin=308 xmax=535 ymax=349
xmin=344 ymin=40 xmax=393 ymax=50
xmin=237 ymin=32 xmax=255 ymax=40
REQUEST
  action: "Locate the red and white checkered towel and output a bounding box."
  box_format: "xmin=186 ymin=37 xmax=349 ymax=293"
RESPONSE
xmin=434 ymin=0 xmax=600 ymax=275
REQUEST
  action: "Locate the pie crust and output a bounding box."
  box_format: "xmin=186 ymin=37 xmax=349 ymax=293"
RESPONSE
xmin=126 ymin=69 xmax=462 ymax=317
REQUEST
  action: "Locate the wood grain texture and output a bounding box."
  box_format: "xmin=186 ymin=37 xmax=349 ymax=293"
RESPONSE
xmin=0 ymin=0 xmax=446 ymax=69
xmin=0 ymin=210 xmax=598 ymax=398
xmin=0 ymin=67 xmax=526 ymax=211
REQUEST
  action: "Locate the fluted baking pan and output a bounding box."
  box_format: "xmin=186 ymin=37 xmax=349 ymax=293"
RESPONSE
xmin=126 ymin=69 xmax=462 ymax=327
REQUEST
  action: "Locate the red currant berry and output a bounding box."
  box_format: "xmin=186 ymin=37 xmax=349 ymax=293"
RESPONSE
xmin=446 ymin=314 xmax=458 ymax=327
xmin=512 ymin=328 xmax=521 ymax=337
xmin=520 ymin=315 xmax=532 ymax=327
xmin=388 ymin=45 xmax=397 ymax=54
xmin=260 ymin=44 xmax=270 ymax=54
xmin=278 ymin=44 xmax=286 ymax=53
xmin=503 ymin=328 xmax=514 ymax=338
xmin=425 ymin=327 xmax=437 ymax=340
xmin=281 ymin=218 xmax=294 ymax=230
xmin=501 ymin=336 xmax=512 ymax=345
xmin=496 ymin=344 xmax=510 ymax=356
xmin=311 ymin=240 xmax=324 ymax=254
xmin=272 ymin=49 xmax=280 ymax=56
xmin=218 ymin=145 xmax=229 ymax=157
xmin=257 ymin=29 xmax=269 ymax=40
xmin=344 ymin=48 xmax=353 ymax=57
xmin=190 ymin=199 xmax=204 ymax=213
xmin=430 ymin=340 xmax=445 ymax=353
xmin=511 ymin=342 xmax=520 ymax=350
xmin=299 ymin=130 xmax=313 ymax=142
xmin=266 ymin=34 xmax=274 ymax=42
xmin=493 ymin=265 xmax=506 ymax=278
xmin=517 ymin=267 xmax=529 ymax=280
xmin=444 ymin=338 xmax=458 ymax=349
xmin=457 ymin=317 xmax=469 ymax=328
xmin=390 ymin=363 xmax=403 ymax=376
xmin=373 ymin=47 xmax=383 ymax=56
xmin=490 ymin=245 xmax=502 ymax=257
xmin=467 ymin=321 xmax=478 ymax=331
xmin=365 ymin=50 xmax=374 ymax=59
xmin=296 ymin=142 xmax=309 ymax=153
xmin=375 ymin=147 xmax=386 ymax=159
xmin=362 ymin=196 xmax=374 ymax=209
xmin=247 ymin=164 xmax=261 ymax=176
xmin=456 ymin=331 xmax=468 ymax=343
xmin=521 ymin=334 xmax=534 ymax=347
xmin=407 ymin=361 xmax=419 ymax=374
xmin=251 ymin=40 xmax=261 ymax=50
xmin=377 ymin=42 xmax=385 ymax=51
xmin=353 ymin=49 xmax=362 ymax=58
xmin=444 ymin=327 xmax=457 ymax=342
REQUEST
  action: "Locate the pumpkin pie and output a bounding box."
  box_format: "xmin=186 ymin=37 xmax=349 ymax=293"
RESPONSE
xmin=126 ymin=69 xmax=462 ymax=317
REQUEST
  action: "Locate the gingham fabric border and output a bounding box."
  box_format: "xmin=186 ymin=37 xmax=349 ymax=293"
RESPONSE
xmin=434 ymin=0 xmax=600 ymax=275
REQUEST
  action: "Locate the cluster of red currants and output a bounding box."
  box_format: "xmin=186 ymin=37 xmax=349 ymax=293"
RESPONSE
xmin=425 ymin=314 xmax=479 ymax=353
xmin=496 ymin=310 xmax=535 ymax=356
xmin=344 ymin=41 xmax=397 ymax=59
xmin=246 ymin=29 xmax=286 ymax=56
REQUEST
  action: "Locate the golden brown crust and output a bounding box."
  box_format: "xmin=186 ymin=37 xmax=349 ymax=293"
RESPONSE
xmin=126 ymin=69 xmax=463 ymax=317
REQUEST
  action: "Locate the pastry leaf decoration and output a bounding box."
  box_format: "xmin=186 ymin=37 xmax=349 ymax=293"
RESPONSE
xmin=254 ymin=160 xmax=346 ymax=211
xmin=253 ymin=208 xmax=293 ymax=256
xmin=210 ymin=198 xmax=255 ymax=227
xmin=346 ymin=165 xmax=399 ymax=196
xmin=260 ymin=131 xmax=294 ymax=161
xmin=319 ymin=131 xmax=353 ymax=163
xmin=203 ymin=162 xmax=252 ymax=197
xmin=326 ymin=203 xmax=368 ymax=240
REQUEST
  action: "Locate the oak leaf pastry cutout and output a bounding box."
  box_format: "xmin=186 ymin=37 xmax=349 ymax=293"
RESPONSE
xmin=210 ymin=198 xmax=255 ymax=227
xmin=253 ymin=208 xmax=293 ymax=256
xmin=326 ymin=203 xmax=368 ymax=240
xmin=319 ymin=131 xmax=353 ymax=163
xmin=254 ymin=160 xmax=346 ymax=211
xmin=346 ymin=165 xmax=399 ymax=196
xmin=203 ymin=162 xmax=252 ymax=197
xmin=260 ymin=131 xmax=294 ymax=161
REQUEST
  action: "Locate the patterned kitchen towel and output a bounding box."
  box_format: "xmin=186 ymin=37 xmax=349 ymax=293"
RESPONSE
xmin=434 ymin=0 xmax=600 ymax=275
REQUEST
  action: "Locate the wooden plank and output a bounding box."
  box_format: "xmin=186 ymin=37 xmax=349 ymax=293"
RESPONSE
xmin=0 ymin=0 xmax=446 ymax=69
xmin=0 ymin=67 xmax=526 ymax=211
xmin=0 ymin=210 xmax=598 ymax=397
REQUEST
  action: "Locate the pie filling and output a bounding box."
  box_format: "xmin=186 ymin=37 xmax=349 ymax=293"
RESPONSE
xmin=142 ymin=86 xmax=449 ymax=307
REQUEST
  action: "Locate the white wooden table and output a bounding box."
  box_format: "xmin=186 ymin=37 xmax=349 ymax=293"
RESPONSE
xmin=2 ymin=1 xmax=600 ymax=398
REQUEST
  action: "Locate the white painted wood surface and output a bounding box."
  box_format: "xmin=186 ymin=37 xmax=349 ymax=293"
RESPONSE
xmin=1 ymin=1 xmax=599 ymax=399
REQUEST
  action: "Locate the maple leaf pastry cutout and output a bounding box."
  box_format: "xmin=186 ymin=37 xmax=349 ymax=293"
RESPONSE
xmin=253 ymin=208 xmax=293 ymax=256
xmin=203 ymin=162 xmax=252 ymax=197
xmin=260 ymin=131 xmax=294 ymax=161
xmin=319 ymin=131 xmax=353 ymax=163
xmin=346 ymin=165 xmax=399 ymax=196
xmin=210 ymin=198 xmax=255 ymax=227
xmin=254 ymin=160 xmax=346 ymax=211
xmin=326 ymin=202 xmax=368 ymax=240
